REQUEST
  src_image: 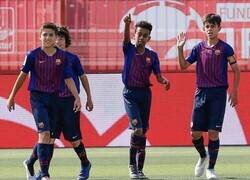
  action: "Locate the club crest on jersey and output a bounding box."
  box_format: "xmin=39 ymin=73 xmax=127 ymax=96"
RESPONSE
xmin=214 ymin=49 xmax=221 ymax=56
xmin=55 ymin=59 xmax=62 ymax=65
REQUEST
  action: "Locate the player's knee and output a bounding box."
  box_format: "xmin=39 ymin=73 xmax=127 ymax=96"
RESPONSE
xmin=208 ymin=130 xmax=219 ymax=140
xmin=133 ymin=128 xmax=143 ymax=136
xmin=191 ymin=131 xmax=202 ymax=140
xmin=70 ymin=140 xmax=81 ymax=147
xmin=38 ymin=131 xmax=51 ymax=143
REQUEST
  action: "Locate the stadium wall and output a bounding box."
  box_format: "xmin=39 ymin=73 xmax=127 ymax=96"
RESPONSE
xmin=1 ymin=0 xmax=250 ymax=74
xmin=0 ymin=72 xmax=250 ymax=148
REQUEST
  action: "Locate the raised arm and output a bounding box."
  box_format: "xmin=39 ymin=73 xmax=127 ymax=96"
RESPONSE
xmin=123 ymin=14 xmax=131 ymax=43
xmin=177 ymin=32 xmax=191 ymax=70
xmin=7 ymin=72 xmax=28 ymax=111
xmin=228 ymin=56 xmax=240 ymax=107
xmin=79 ymin=74 xmax=93 ymax=111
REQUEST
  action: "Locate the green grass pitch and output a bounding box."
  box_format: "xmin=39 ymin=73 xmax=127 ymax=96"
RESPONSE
xmin=0 ymin=146 xmax=250 ymax=179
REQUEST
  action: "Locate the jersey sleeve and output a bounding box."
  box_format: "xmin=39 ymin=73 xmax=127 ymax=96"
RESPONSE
xmin=152 ymin=52 xmax=161 ymax=75
xmin=225 ymin=43 xmax=234 ymax=58
xmin=186 ymin=46 xmax=198 ymax=64
xmin=123 ymin=41 xmax=133 ymax=55
xmin=63 ymin=57 xmax=73 ymax=79
xmin=74 ymin=55 xmax=84 ymax=76
xmin=21 ymin=52 xmax=35 ymax=73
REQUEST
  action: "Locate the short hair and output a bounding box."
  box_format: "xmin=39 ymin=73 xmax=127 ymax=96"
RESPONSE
xmin=57 ymin=26 xmax=71 ymax=48
xmin=135 ymin=21 xmax=153 ymax=34
xmin=202 ymin=13 xmax=221 ymax=26
xmin=40 ymin=22 xmax=58 ymax=35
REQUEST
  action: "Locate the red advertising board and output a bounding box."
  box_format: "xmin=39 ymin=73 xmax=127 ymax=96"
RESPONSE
xmin=0 ymin=72 xmax=249 ymax=148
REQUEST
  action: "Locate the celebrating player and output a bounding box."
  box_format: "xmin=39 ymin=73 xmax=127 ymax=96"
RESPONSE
xmin=122 ymin=14 xmax=170 ymax=179
xmin=177 ymin=13 xmax=240 ymax=179
xmin=7 ymin=22 xmax=81 ymax=180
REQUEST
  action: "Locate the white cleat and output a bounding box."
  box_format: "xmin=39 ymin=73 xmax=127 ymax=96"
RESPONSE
xmin=206 ymin=169 xmax=217 ymax=180
xmin=23 ymin=160 xmax=36 ymax=180
xmin=194 ymin=156 xmax=208 ymax=177
xmin=129 ymin=165 xmax=139 ymax=179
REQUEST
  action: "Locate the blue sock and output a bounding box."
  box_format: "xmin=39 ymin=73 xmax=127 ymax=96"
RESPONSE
xmin=73 ymin=142 xmax=89 ymax=167
xmin=37 ymin=144 xmax=53 ymax=177
xmin=129 ymin=134 xmax=140 ymax=165
xmin=208 ymin=139 xmax=220 ymax=169
xmin=137 ymin=136 xmax=146 ymax=171
xmin=192 ymin=136 xmax=207 ymax=158
xmin=28 ymin=144 xmax=38 ymax=166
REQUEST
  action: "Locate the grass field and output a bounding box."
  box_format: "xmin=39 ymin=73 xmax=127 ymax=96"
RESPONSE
xmin=0 ymin=146 xmax=250 ymax=180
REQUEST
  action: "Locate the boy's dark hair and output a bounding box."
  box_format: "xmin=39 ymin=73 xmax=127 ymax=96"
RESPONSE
xmin=57 ymin=26 xmax=71 ymax=48
xmin=202 ymin=13 xmax=221 ymax=26
xmin=135 ymin=21 xmax=153 ymax=34
xmin=40 ymin=22 xmax=58 ymax=35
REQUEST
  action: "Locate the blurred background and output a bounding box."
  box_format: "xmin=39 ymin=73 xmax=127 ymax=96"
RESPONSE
xmin=0 ymin=0 xmax=250 ymax=148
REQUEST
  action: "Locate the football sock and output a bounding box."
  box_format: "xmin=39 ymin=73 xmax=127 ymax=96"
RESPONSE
xmin=130 ymin=134 xmax=140 ymax=165
xmin=192 ymin=136 xmax=207 ymax=158
xmin=37 ymin=143 xmax=53 ymax=177
xmin=208 ymin=139 xmax=220 ymax=169
xmin=137 ymin=136 xmax=146 ymax=171
xmin=74 ymin=142 xmax=90 ymax=167
xmin=28 ymin=143 xmax=38 ymax=166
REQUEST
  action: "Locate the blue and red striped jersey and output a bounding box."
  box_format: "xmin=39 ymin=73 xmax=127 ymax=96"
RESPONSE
xmin=22 ymin=47 xmax=72 ymax=92
xmin=58 ymin=51 xmax=84 ymax=97
xmin=122 ymin=42 xmax=161 ymax=88
xmin=186 ymin=40 xmax=234 ymax=88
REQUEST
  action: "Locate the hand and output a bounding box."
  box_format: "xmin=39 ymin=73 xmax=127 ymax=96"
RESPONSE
xmin=164 ymin=80 xmax=170 ymax=91
xmin=7 ymin=97 xmax=15 ymax=112
xmin=86 ymin=98 xmax=93 ymax=112
xmin=123 ymin=14 xmax=131 ymax=24
xmin=73 ymin=97 xmax=82 ymax=112
xmin=228 ymin=90 xmax=238 ymax=107
xmin=177 ymin=32 xmax=186 ymax=48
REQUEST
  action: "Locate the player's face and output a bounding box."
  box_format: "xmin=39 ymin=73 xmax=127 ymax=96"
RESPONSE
xmin=56 ymin=36 xmax=66 ymax=49
xmin=134 ymin=27 xmax=151 ymax=47
xmin=40 ymin=28 xmax=56 ymax=48
xmin=203 ymin=22 xmax=221 ymax=40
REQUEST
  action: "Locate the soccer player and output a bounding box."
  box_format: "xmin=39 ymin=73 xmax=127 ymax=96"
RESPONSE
xmin=122 ymin=14 xmax=170 ymax=179
xmin=54 ymin=26 xmax=93 ymax=180
xmin=177 ymin=13 xmax=240 ymax=179
xmin=22 ymin=26 xmax=93 ymax=180
xmin=7 ymin=22 xmax=81 ymax=180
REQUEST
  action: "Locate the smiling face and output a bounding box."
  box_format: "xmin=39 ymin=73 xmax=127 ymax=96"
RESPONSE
xmin=40 ymin=28 xmax=57 ymax=48
xmin=203 ymin=22 xmax=221 ymax=40
xmin=56 ymin=35 xmax=66 ymax=50
xmin=134 ymin=27 xmax=151 ymax=48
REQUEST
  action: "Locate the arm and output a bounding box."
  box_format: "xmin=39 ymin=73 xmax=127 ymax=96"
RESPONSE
xmin=177 ymin=32 xmax=191 ymax=70
xmin=64 ymin=78 xmax=82 ymax=112
xmin=79 ymin=74 xmax=93 ymax=111
xmin=228 ymin=56 xmax=240 ymax=107
xmin=123 ymin=14 xmax=131 ymax=43
xmin=156 ymin=73 xmax=170 ymax=91
xmin=7 ymin=72 xmax=28 ymax=111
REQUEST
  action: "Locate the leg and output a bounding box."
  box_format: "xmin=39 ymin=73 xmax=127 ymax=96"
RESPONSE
xmin=207 ymin=130 xmax=220 ymax=169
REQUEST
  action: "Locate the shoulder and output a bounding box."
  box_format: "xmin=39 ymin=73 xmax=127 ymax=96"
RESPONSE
xmin=26 ymin=47 xmax=41 ymax=58
xmin=65 ymin=51 xmax=79 ymax=61
xmin=219 ymin=39 xmax=233 ymax=49
xmin=146 ymin=47 xmax=159 ymax=59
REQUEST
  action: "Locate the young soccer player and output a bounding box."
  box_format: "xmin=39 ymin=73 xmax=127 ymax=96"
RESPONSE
xmin=177 ymin=13 xmax=240 ymax=179
xmin=56 ymin=26 xmax=93 ymax=180
xmin=7 ymin=22 xmax=81 ymax=180
xmin=122 ymin=14 xmax=170 ymax=179
xmin=22 ymin=26 xmax=93 ymax=180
